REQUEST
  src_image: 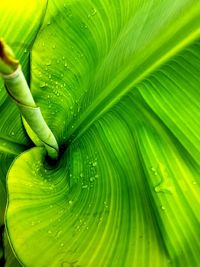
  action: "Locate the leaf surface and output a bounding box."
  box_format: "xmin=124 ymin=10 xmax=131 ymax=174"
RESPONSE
xmin=0 ymin=0 xmax=47 ymax=261
xmin=5 ymin=0 xmax=200 ymax=266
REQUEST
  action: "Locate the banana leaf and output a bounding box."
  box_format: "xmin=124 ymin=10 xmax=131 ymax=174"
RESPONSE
xmin=1 ymin=0 xmax=200 ymax=266
xmin=3 ymin=232 xmax=21 ymax=267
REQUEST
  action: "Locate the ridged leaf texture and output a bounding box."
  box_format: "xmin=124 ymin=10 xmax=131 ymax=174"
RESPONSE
xmin=0 ymin=0 xmax=200 ymax=266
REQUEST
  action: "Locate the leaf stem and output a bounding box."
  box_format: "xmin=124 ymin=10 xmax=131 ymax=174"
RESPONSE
xmin=0 ymin=39 xmax=59 ymax=159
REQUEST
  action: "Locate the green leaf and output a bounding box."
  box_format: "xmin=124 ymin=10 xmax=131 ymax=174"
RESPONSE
xmin=5 ymin=0 xmax=200 ymax=266
xmin=3 ymin=232 xmax=21 ymax=267
xmin=0 ymin=153 xmax=15 ymax=226
xmin=0 ymin=0 xmax=47 ymax=259
xmin=0 ymin=0 xmax=47 ymax=145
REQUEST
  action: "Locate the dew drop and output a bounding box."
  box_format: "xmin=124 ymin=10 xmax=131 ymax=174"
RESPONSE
xmin=11 ymin=131 xmax=15 ymax=136
xmin=80 ymin=23 xmax=88 ymax=29
xmin=59 ymin=208 xmax=65 ymax=214
xmin=151 ymin=167 xmax=156 ymax=172
xmin=160 ymin=205 xmax=165 ymax=211
xmin=40 ymin=81 xmax=46 ymax=88
xmin=69 ymin=200 xmax=73 ymax=205
xmin=55 ymin=230 xmax=62 ymax=239
xmin=48 ymin=230 xmax=52 ymax=234
xmin=82 ymin=185 xmax=88 ymax=189
xmin=46 ymin=60 xmax=52 ymax=66
xmin=92 ymin=161 xmax=97 ymax=167
xmin=91 ymin=8 xmax=97 ymax=16
xmin=90 ymin=177 xmax=95 ymax=182
xmin=154 ymin=186 xmax=160 ymax=193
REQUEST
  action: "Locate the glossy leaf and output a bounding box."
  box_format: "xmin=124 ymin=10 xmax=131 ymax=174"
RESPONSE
xmin=3 ymin=232 xmax=21 ymax=267
xmin=4 ymin=0 xmax=200 ymax=267
xmin=0 ymin=0 xmax=47 ymax=263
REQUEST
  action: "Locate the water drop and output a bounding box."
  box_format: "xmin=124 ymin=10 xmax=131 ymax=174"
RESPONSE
xmin=92 ymin=161 xmax=97 ymax=167
xmin=69 ymin=200 xmax=73 ymax=205
xmin=48 ymin=230 xmax=52 ymax=234
xmin=154 ymin=183 xmax=171 ymax=194
xmin=90 ymin=177 xmax=95 ymax=182
xmin=91 ymin=8 xmax=97 ymax=16
xmin=52 ymin=44 xmax=56 ymax=49
xmin=151 ymin=167 xmax=156 ymax=172
xmin=80 ymin=23 xmax=88 ymax=29
xmin=11 ymin=131 xmax=15 ymax=136
xmin=59 ymin=208 xmax=65 ymax=214
xmin=154 ymin=186 xmax=160 ymax=193
xmin=160 ymin=205 xmax=165 ymax=211
xmin=82 ymin=185 xmax=88 ymax=189
xmin=55 ymin=230 xmax=62 ymax=239
xmin=40 ymin=81 xmax=46 ymax=88
xmin=46 ymin=60 xmax=51 ymax=66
